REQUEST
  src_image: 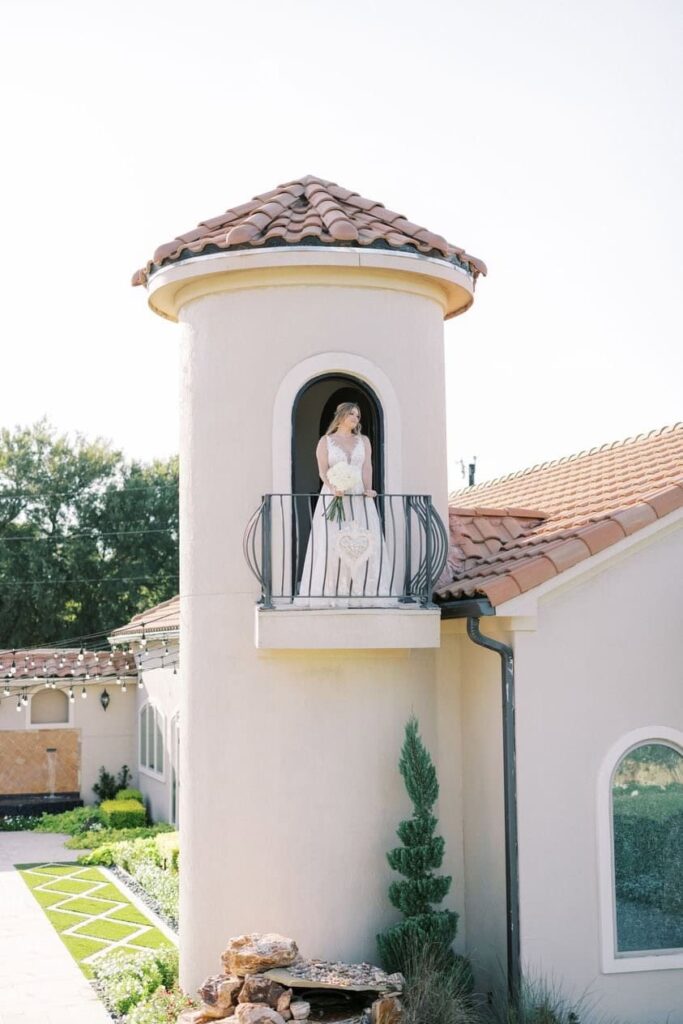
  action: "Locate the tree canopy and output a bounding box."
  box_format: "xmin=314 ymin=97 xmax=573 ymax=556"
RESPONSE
xmin=0 ymin=420 xmax=178 ymax=648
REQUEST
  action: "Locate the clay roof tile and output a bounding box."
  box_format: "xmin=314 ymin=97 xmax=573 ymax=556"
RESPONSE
xmin=133 ymin=175 xmax=485 ymax=285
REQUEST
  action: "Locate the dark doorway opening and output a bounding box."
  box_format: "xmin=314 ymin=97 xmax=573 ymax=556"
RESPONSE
xmin=291 ymin=374 xmax=384 ymax=589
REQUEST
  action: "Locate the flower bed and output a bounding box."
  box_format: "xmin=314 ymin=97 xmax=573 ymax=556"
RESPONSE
xmin=79 ymin=833 xmax=180 ymax=930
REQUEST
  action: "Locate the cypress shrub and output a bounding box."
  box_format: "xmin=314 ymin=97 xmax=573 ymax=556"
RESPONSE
xmin=377 ymin=716 xmax=471 ymax=988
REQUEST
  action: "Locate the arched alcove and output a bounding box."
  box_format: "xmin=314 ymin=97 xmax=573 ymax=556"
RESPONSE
xmin=291 ymin=373 xmax=384 ymax=497
xmin=291 ymin=374 xmax=385 ymax=589
xmin=30 ymin=688 xmax=69 ymax=725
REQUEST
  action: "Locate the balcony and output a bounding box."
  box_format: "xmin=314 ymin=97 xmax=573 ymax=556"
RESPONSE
xmin=244 ymin=493 xmax=447 ymax=649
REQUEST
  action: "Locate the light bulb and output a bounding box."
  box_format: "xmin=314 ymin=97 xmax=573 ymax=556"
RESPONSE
xmin=69 ymin=686 xmax=75 ymax=702
xmin=138 ymin=679 xmax=143 ymax=689
xmin=21 ymin=692 xmax=28 ymax=706
xmin=121 ymin=681 xmax=127 ymax=693
xmin=16 ymin=696 xmax=21 ymax=711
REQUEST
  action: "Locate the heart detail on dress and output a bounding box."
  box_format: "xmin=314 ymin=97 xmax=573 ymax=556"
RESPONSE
xmin=336 ymin=522 xmax=374 ymax=571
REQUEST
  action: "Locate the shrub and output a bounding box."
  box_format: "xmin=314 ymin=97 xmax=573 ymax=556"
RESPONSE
xmin=155 ymin=831 xmax=180 ymax=872
xmin=377 ymin=716 xmax=470 ymax=986
xmin=126 ymin=983 xmax=196 ymax=1024
xmin=93 ymin=764 xmax=132 ymax=802
xmin=132 ymin=861 xmax=180 ymax=923
xmin=401 ymin=940 xmax=481 ymax=1024
xmin=93 ymin=948 xmax=169 ymax=1015
xmin=116 ymin=787 xmax=144 ymax=802
xmin=66 ymin=823 xmax=173 ymax=850
xmin=490 ymin=974 xmax=596 ymax=1024
xmin=100 ymin=799 xmax=147 ymax=829
xmin=0 ymin=815 xmax=38 ymax=831
xmin=33 ymin=806 xmax=103 ymax=835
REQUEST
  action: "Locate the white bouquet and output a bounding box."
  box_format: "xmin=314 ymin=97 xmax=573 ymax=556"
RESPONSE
xmin=326 ymin=462 xmax=362 ymax=523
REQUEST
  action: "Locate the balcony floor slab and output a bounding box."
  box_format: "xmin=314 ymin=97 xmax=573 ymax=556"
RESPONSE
xmin=255 ymin=606 xmax=441 ymax=649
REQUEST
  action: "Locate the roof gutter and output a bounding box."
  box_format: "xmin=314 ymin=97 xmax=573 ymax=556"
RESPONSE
xmin=439 ymin=598 xmax=521 ymax=1002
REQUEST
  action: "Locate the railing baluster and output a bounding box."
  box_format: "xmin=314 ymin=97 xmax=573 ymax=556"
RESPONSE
xmin=279 ymin=494 xmax=285 ymax=599
xmin=244 ymin=493 xmax=447 ymax=609
xmin=261 ymin=494 xmax=272 ymax=609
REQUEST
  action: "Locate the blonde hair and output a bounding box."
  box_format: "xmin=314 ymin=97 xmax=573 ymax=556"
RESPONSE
xmin=326 ymin=402 xmax=361 ymax=435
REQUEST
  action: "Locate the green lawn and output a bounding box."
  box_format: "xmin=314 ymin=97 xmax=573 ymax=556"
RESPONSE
xmin=18 ymin=862 xmax=176 ymax=978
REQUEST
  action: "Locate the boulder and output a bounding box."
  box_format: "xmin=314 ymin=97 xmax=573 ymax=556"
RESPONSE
xmin=370 ymin=996 xmax=402 ymax=1024
xmin=238 ymin=976 xmax=286 ymax=1008
xmin=276 ymin=990 xmax=292 ymax=1015
xmin=222 ymin=934 xmax=298 ymax=977
xmin=289 ymin=1001 xmax=310 ymax=1020
xmin=199 ymin=974 xmax=243 ymax=1016
xmin=234 ymin=1005 xmax=287 ymax=1024
xmin=177 ymin=1012 xmax=218 ymax=1024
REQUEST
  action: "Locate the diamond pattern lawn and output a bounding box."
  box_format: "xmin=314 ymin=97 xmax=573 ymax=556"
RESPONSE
xmin=18 ymin=862 xmax=174 ymax=978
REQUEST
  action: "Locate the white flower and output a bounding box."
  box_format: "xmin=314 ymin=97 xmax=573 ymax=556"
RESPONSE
xmin=327 ymin=461 xmax=362 ymax=493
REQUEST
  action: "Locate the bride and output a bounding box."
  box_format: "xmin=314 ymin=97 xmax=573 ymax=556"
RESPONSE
xmin=296 ymin=402 xmax=398 ymax=606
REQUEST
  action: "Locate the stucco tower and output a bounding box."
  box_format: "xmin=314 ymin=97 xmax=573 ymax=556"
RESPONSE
xmin=133 ymin=175 xmax=485 ymax=990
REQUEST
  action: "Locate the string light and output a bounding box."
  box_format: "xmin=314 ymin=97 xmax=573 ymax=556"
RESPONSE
xmin=16 ymin=695 xmax=21 ymax=711
xmin=68 ymin=686 xmax=75 ymax=703
xmin=81 ymin=686 xmax=87 ymax=699
xmin=3 ymin=681 xmax=10 ymax=697
xmin=77 ymin=646 xmax=84 ymax=662
xmin=21 ymin=691 xmax=28 ymax=706
xmin=121 ymin=680 xmax=127 ymax=693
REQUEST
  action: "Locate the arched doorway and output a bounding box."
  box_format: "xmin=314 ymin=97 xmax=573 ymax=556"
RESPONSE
xmin=290 ymin=374 xmax=384 ymax=589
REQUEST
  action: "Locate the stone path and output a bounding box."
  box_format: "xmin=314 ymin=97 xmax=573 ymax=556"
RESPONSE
xmin=0 ymin=832 xmax=111 ymax=1024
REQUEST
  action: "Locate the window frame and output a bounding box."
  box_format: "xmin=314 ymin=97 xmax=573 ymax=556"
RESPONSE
xmin=138 ymin=702 xmax=166 ymax=780
xmin=597 ymin=726 xmax=683 ymax=973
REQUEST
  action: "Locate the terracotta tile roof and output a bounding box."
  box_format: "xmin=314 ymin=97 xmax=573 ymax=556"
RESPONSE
xmin=132 ymin=175 xmax=486 ymax=287
xmin=109 ymin=595 xmax=180 ymax=641
xmin=0 ymin=648 xmax=137 ymax=681
xmin=438 ymin=424 xmax=683 ymax=607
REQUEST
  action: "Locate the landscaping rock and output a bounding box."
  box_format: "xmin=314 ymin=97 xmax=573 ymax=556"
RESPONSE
xmin=222 ymin=934 xmax=298 ymax=977
xmin=370 ymin=995 xmax=402 ymax=1024
xmin=238 ymin=976 xmax=286 ymax=1007
xmin=265 ymin=960 xmax=397 ymax=992
xmin=234 ymin=1005 xmax=287 ymax=1024
xmin=199 ymin=973 xmax=243 ymax=1017
xmin=178 ymin=1011 xmax=218 ymax=1024
xmin=276 ymin=990 xmax=292 ymax=1015
xmin=289 ymin=1001 xmax=310 ymax=1020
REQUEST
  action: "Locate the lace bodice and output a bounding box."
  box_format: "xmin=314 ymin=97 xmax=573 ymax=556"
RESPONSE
xmin=317 ymin=433 xmax=369 ymax=494
xmin=326 ymin=434 xmax=365 ymax=469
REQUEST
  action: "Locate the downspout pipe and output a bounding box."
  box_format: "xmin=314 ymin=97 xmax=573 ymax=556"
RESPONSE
xmin=439 ymin=598 xmax=521 ymax=1002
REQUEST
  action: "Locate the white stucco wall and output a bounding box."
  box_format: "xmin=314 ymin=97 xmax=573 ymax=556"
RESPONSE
xmin=513 ymin=522 xmax=683 ymax=1023
xmin=176 ymin=269 xmax=458 ymax=990
xmin=136 ymin=659 xmax=180 ymax=824
xmin=0 ymin=683 xmax=137 ymax=803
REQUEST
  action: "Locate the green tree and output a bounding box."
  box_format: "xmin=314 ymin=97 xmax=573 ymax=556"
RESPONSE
xmin=0 ymin=420 xmax=178 ymax=647
xmin=377 ymin=716 xmax=470 ymax=986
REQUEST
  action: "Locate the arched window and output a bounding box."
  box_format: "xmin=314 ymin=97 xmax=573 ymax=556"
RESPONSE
xmin=599 ymin=729 xmax=683 ymax=972
xmin=612 ymin=742 xmax=683 ymax=955
xmin=30 ymin=689 xmax=69 ymax=725
xmin=139 ymin=704 xmax=165 ymax=777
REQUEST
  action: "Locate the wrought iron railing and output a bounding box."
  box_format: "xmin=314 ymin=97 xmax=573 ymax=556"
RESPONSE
xmin=243 ymin=493 xmax=448 ymax=609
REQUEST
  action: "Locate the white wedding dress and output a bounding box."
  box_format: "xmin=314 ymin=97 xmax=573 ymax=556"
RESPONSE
xmin=296 ymin=435 xmax=398 ymax=607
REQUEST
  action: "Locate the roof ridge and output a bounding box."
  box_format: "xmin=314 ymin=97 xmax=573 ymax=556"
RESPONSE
xmin=450 ymin=422 xmax=683 ymax=498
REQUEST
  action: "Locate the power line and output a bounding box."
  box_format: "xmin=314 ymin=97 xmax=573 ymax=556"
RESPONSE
xmin=0 ymin=482 xmax=178 ymax=501
xmin=0 ymin=527 xmax=177 ymax=544
xmin=0 ymin=574 xmax=178 ymax=585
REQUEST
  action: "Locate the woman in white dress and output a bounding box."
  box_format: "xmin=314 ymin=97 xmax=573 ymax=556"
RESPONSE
xmin=297 ymin=403 xmax=397 ymax=606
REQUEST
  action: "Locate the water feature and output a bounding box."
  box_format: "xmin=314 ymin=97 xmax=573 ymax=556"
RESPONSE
xmin=45 ymin=747 xmax=57 ymax=799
